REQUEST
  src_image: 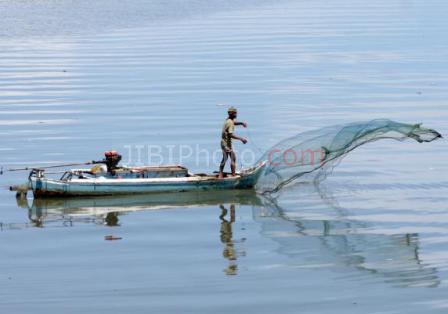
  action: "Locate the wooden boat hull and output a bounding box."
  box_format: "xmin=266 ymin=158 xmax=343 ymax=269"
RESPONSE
xmin=30 ymin=163 xmax=266 ymax=198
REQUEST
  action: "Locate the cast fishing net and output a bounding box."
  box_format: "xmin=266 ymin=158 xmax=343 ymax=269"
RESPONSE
xmin=255 ymin=119 xmax=442 ymax=194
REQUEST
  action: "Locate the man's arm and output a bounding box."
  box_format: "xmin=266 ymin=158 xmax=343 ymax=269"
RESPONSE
xmin=234 ymin=121 xmax=247 ymax=128
xmin=231 ymin=134 xmax=247 ymax=144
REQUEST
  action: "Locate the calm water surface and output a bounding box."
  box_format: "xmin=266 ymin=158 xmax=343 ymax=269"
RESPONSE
xmin=0 ymin=0 xmax=447 ymax=313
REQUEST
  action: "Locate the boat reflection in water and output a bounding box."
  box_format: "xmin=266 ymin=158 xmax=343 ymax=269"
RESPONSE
xmin=21 ymin=190 xmax=263 ymax=228
xmin=17 ymin=188 xmax=440 ymax=286
xmin=20 ymin=190 xmax=257 ymax=276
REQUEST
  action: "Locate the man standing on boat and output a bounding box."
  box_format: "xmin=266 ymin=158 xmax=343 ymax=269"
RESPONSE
xmin=218 ymin=107 xmax=247 ymax=179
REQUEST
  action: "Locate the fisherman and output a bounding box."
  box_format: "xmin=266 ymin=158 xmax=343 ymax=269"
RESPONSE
xmin=218 ymin=107 xmax=247 ymax=179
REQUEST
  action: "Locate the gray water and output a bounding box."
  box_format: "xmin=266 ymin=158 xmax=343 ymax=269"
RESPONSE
xmin=1 ymin=0 xmax=448 ymax=313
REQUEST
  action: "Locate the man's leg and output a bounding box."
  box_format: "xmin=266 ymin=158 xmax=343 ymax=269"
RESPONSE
xmin=219 ymin=150 xmax=229 ymax=178
xmin=230 ymin=150 xmax=236 ymax=176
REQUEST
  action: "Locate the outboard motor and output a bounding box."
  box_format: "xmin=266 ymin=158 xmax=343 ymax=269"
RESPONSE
xmin=93 ymin=151 xmax=122 ymax=174
xmin=104 ymin=151 xmax=122 ymax=172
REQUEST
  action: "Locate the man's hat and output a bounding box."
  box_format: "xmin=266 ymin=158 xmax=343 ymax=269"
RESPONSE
xmin=228 ymin=106 xmax=237 ymax=113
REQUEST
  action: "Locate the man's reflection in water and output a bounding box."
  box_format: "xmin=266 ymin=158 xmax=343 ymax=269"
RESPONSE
xmin=219 ymin=204 xmax=246 ymax=276
xmin=104 ymin=212 xmax=120 ymax=227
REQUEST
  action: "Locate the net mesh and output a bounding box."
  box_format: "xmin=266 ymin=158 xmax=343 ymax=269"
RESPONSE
xmin=255 ymin=119 xmax=442 ymax=194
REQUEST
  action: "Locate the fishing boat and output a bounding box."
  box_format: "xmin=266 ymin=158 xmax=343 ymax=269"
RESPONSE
xmin=28 ymin=161 xmax=267 ymax=198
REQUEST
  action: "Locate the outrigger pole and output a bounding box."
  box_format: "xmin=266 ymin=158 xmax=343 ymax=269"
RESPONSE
xmin=6 ymin=161 xmax=94 ymax=172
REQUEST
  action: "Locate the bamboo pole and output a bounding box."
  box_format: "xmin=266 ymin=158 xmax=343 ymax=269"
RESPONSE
xmin=7 ymin=161 xmax=93 ymax=172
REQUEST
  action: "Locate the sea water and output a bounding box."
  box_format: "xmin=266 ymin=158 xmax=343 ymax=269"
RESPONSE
xmin=0 ymin=0 xmax=447 ymax=313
